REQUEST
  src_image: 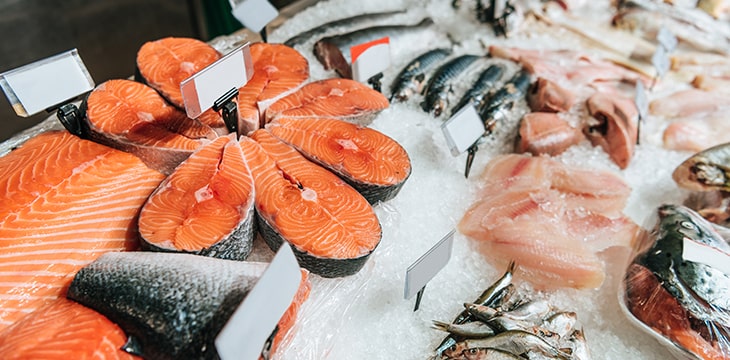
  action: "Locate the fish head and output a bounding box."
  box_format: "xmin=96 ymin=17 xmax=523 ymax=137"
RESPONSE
xmin=673 ymin=154 xmax=730 ymax=192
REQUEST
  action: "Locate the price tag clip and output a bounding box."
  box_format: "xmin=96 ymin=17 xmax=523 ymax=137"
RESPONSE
xmin=212 ymin=87 xmax=240 ymax=134
xmin=260 ymin=325 xmax=278 ymax=360
xmin=56 ymin=103 xmax=84 ymax=137
xmin=405 ymin=229 xmax=455 ymax=312
xmin=414 ymin=285 xmax=426 ymax=312
xmin=367 ymin=73 xmax=384 ymax=93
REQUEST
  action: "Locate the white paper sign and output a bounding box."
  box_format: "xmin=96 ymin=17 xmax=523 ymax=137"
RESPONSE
xmin=230 ymin=0 xmax=279 ymax=33
xmin=651 ymin=45 xmax=670 ymax=78
xmin=657 ymin=27 xmax=678 ymax=53
xmin=0 ymin=49 xmax=94 ymax=117
xmin=215 ymin=244 xmax=302 ymax=360
xmin=441 ymin=105 xmax=486 ymax=156
xmin=682 ymin=238 xmax=730 ymax=277
xmin=351 ymin=38 xmax=391 ymax=82
xmin=635 ymin=81 xmax=648 ymax=121
xmin=404 ymin=229 xmax=455 ymax=300
xmin=180 ymin=44 xmax=253 ymax=119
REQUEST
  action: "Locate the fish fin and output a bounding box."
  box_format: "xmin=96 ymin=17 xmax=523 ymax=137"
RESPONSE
xmin=121 ymin=335 xmax=143 ymax=356
xmin=431 ymin=320 xmax=450 ymax=332
xmin=415 ymin=73 xmax=426 ymax=83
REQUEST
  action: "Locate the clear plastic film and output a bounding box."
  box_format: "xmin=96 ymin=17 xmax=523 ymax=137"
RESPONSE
xmin=619 ymin=204 xmax=730 ymax=360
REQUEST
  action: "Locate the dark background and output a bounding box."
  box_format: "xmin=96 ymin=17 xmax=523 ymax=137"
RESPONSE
xmin=0 ymin=0 xmax=300 ymax=141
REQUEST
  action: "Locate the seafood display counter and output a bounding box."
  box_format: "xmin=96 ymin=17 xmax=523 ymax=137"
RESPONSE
xmin=2 ymin=0 xmax=730 ymax=359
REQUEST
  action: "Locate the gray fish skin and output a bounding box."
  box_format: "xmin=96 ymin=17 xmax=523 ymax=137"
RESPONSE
xmin=459 ymin=347 xmax=523 ymax=360
xmin=283 ymin=10 xmax=407 ymax=47
xmin=67 ymin=252 xmax=269 ymax=360
xmin=390 ymin=48 xmax=452 ymax=102
xmin=637 ymin=204 xmax=730 ymax=327
xmin=478 ymin=69 xmax=531 ymax=132
xmin=462 ymin=330 xmax=572 ymax=359
xmin=421 ymin=55 xmax=482 ymax=116
xmin=432 ymin=320 xmax=496 ymax=338
xmin=451 ymin=64 xmax=506 ymax=115
xmin=314 ymin=18 xmax=436 ymax=79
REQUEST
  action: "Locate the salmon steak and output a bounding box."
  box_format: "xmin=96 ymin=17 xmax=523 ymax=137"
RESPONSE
xmin=67 ymin=252 xmax=310 ymax=360
xmin=267 ymin=117 xmax=411 ymax=203
xmin=458 ymin=154 xmax=637 ymax=289
xmin=83 ymin=79 xmax=216 ymax=175
xmin=138 ymin=134 xmax=256 ymax=260
xmin=0 ymin=131 xmax=165 ymax=331
xmin=136 ymin=37 xmax=221 ymax=109
xmin=237 ymin=43 xmax=309 ymax=135
xmin=0 ymin=298 xmax=139 ymax=360
xmin=242 ymin=130 xmax=382 ymax=277
xmin=265 ymin=78 xmax=390 ymax=126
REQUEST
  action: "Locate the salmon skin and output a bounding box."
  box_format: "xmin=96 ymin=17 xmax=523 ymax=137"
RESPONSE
xmin=237 ymin=43 xmax=309 ymax=136
xmin=138 ymin=134 xmax=256 ymax=260
xmin=135 ymin=37 xmax=221 ymax=109
xmin=266 ymin=78 xmax=390 ymax=126
xmin=283 ymin=10 xmax=406 ymax=47
xmin=390 ymin=48 xmax=452 ymax=102
xmin=0 ymin=298 xmax=138 ymax=360
xmin=266 ymin=117 xmax=411 ymax=204
xmin=82 ymin=79 xmax=217 ymax=175
xmin=314 ymin=18 xmax=437 ymax=79
xmin=242 ymin=131 xmax=382 ymax=277
xmin=0 ymin=131 xmax=165 ymax=331
xmin=67 ymin=252 xmax=310 ymax=360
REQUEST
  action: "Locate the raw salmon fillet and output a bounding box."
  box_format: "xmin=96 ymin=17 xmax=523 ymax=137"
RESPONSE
xmin=238 ymin=43 xmax=309 ymax=135
xmin=242 ymin=130 xmax=382 ymax=277
xmin=138 ymin=134 xmax=256 ymax=260
xmin=84 ymin=79 xmax=216 ymax=174
xmin=0 ymin=131 xmax=165 ymax=331
xmin=265 ymin=78 xmax=389 ymax=125
xmin=267 ymin=117 xmax=411 ymax=203
xmin=136 ymin=37 xmax=221 ymax=108
xmin=0 ymin=298 xmax=138 ymax=360
xmin=459 ymin=154 xmax=637 ymax=289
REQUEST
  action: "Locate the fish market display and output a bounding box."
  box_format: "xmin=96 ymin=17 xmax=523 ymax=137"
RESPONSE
xmin=243 ymin=131 xmax=382 ymax=277
xmin=0 ymin=298 xmax=137 ymax=359
xmin=477 ymin=69 xmax=531 ymax=132
xmin=621 ymin=204 xmax=730 ymax=360
xmin=650 ymin=89 xmax=730 ymax=119
xmin=459 ymin=154 xmax=637 ymax=289
xmin=67 ymin=252 xmax=310 ymax=360
xmin=314 ymin=18 xmax=439 ymax=78
xmin=390 ymin=48 xmax=452 ymax=102
xmin=516 ymin=112 xmax=584 ymax=156
xmin=527 ymin=77 xmax=575 ymax=113
xmin=673 ymin=142 xmax=730 ymax=192
xmin=432 ymin=263 xmax=591 ymax=359
xmin=584 ymin=88 xmax=638 ymax=169
xmin=82 ymin=79 xmax=216 ymax=174
xmin=138 ymin=134 xmax=256 ymax=260
xmin=266 ymin=117 xmax=412 ymax=203
xmin=421 ymin=54 xmax=483 ymax=116
xmin=0 ymin=131 xmax=165 ymax=331
xmin=283 ymin=10 xmax=407 ymax=47
xmin=265 ymin=78 xmax=389 ymax=125
xmin=237 ymin=43 xmax=309 ymax=135
xmin=451 ymin=63 xmax=506 ymax=115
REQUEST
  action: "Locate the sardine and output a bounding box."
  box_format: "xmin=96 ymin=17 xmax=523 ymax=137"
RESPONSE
xmin=673 ymin=142 xmax=730 ymax=192
xmin=421 ymin=55 xmax=483 ymax=117
xmin=431 ymin=320 xmax=496 ymax=338
xmin=451 ymin=64 xmax=506 ymax=115
xmin=390 ymin=48 xmax=451 ymax=102
xmin=464 ymin=303 xmax=534 ymax=332
xmin=461 ymin=330 xmax=572 ymax=359
xmin=67 ymin=252 xmax=273 ymax=360
xmin=314 ymin=18 xmax=438 ymax=79
xmin=434 ymin=261 xmax=516 ymax=355
xmin=568 ymin=329 xmax=592 ymax=360
xmin=478 ymin=69 xmax=531 ymax=132
xmin=283 ymin=10 xmax=406 ymax=47
xmin=542 ymin=312 xmax=578 ymax=339
xmin=459 ymin=347 xmax=523 ymax=360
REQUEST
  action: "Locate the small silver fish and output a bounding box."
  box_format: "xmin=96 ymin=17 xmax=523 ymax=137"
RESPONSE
xmin=542 ymin=311 xmax=578 ymax=339
xmin=462 ymin=330 xmax=572 ymax=359
xmin=568 ymin=329 xmax=592 ymax=360
xmin=432 ymin=320 xmax=496 ymax=338
xmin=460 ymin=347 xmax=523 ymax=360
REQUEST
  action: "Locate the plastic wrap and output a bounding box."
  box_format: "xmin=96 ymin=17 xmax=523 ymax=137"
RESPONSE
xmin=620 ymin=204 xmax=730 ymax=360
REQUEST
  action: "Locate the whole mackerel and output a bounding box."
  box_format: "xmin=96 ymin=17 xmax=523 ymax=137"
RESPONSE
xmin=390 ymin=48 xmax=451 ymax=102
xmin=450 ymin=63 xmax=506 ymax=115
xmin=314 ymin=18 xmax=437 ymax=79
xmin=421 ymin=54 xmax=483 ymax=116
xmin=283 ymin=10 xmax=406 ymax=47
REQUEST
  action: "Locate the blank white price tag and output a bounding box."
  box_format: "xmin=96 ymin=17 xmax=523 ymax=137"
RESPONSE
xmin=657 ymin=26 xmax=678 ymax=53
xmin=180 ymin=44 xmax=253 ymax=119
xmin=215 ymin=244 xmax=302 ymax=360
xmin=682 ymin=238 xmax=730 ymax=277
xmin=651 ymin=45 xmax=670 ymax=78
xmin=441 ymin=105 xmax=486 ymax=156
xmin=230 ymin=0 xmax=279 ymax=33
xmin=351 ymin=37 xmax=391 ymax=82
xmin=635 ymin=81 xmax=648 ymax=121
xmin=0 ymin=49 xmax=94 ymax=117
xmin=404 ymin=229 xmax=454 ymax=300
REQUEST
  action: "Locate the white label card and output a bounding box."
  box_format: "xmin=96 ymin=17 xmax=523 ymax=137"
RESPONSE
xmin=180 ymin=44 xmax=253 ymax=119
xmin=441 ymin=105 xmax=486 ymax=156
xmin=404 ymin=229 xmax=455 ymax=300
xmin=682 ymin=238 xmax=730 ymax=277
xmin=351 ymin=39 xmax=391 ymax=83
xmin=215 ymin=244 xmax=302 ymax=360
xmin=0 ymin=49 xmax=94 ymax=117
xmin=635 ymin=81 xmax=648 ymax=121
xmin=493 ymin=0 xmax=507 ymax=18
xmin=651 ymin=45 xmax=670 ymax=78
xmin=657 ymin=26 xmax=678 ymax=53
xmin=230 ymin=0 xmax=279 ymax=33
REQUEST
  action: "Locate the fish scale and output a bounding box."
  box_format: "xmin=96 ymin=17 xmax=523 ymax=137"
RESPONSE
xmin=390 ymin=48 xmax=452 ymax=102
xmin=421 ymin=54 xmax=483 ymax=116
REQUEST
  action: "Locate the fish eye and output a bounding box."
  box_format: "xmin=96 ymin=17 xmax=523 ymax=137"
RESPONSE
xmin=468 ymin=348 xmax=478 ymax=354
xmin=680 ymin=221 xmax=696 ymax=230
